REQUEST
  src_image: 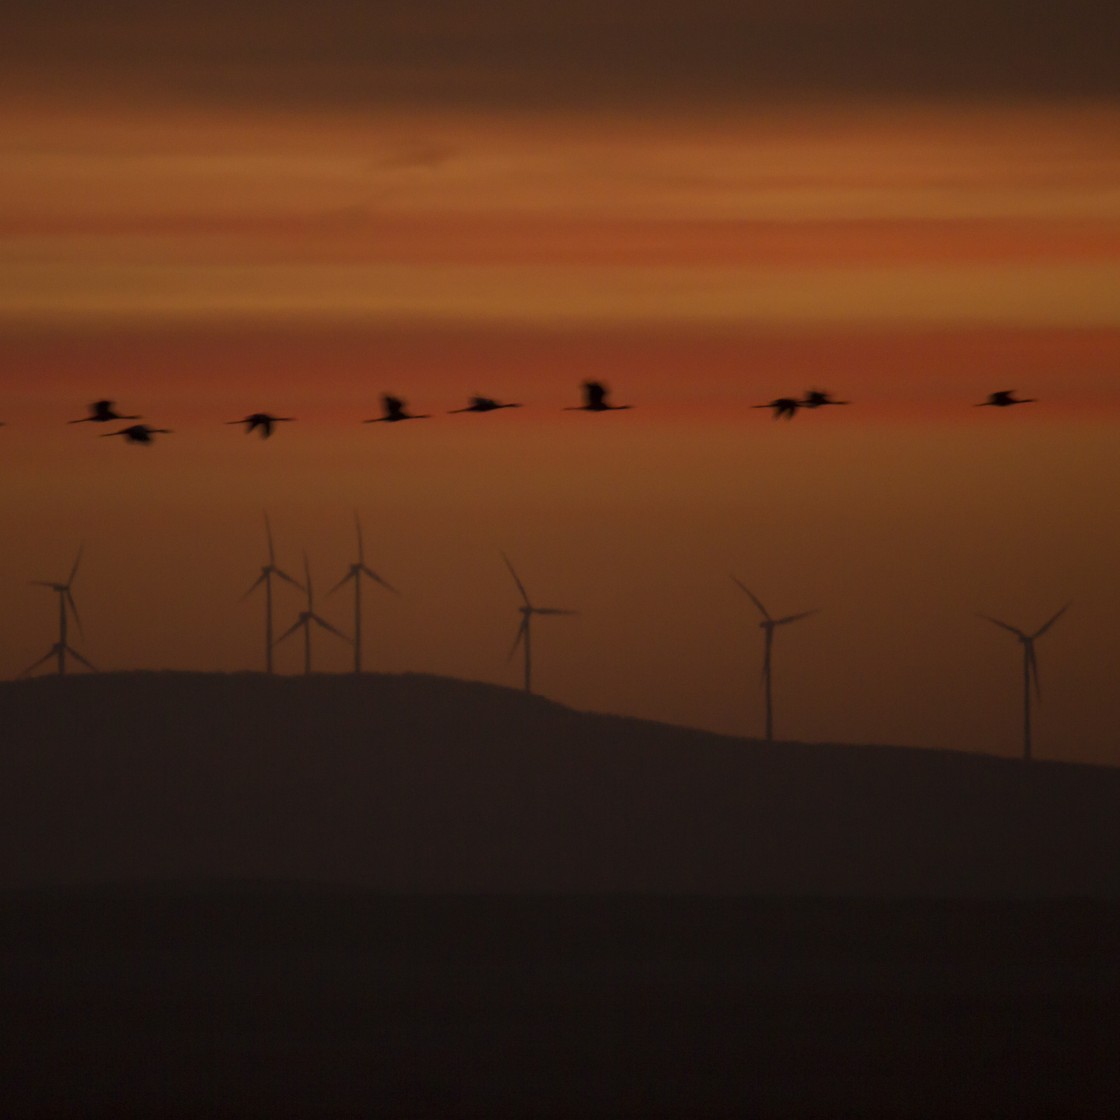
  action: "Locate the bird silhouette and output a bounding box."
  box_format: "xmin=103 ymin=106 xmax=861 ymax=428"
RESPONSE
xmin=364 ymin=395 xmax=431 ymax=423
xmin=448 ymin=395 xmax=523 ymax=414
xmin=801 ymin=388 xmax=849 ymax=408
xmin=977 ymin=390 xmax=1036 ymax=408
xmin=227 ymin=412 xmax=295 ymax=438
xmin=69 ymin=400 xmax=142 ymax=424
xmin=100 ymin=424 xmax=172 ymax=444
xmin=753 ymin=397 xmax=802 ymax=420
xmin=563 ymin=380 xmax=632 ymax=412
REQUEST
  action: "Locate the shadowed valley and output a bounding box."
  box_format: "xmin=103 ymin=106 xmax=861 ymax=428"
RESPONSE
xmin=4 ymin=673 xmax=1119 ymax=1117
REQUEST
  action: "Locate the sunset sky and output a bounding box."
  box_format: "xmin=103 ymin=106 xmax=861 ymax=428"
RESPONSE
xmin=3 ymin=1 xmax=1119 ymax=762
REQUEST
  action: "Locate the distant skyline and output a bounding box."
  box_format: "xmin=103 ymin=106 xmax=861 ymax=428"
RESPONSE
xmin=2 ymin=2 xmax=1118 ymax=763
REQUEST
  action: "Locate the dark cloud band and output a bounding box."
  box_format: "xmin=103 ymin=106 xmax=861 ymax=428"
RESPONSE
xmin=8 ymin=0 xmax=1120 ymax=108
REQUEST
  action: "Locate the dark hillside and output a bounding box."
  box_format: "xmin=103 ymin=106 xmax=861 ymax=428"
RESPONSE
xmin=3 ymin=671 xmax=1118 ymax=895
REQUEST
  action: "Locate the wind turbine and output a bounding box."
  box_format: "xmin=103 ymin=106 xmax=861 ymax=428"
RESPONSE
xmin=240 ymin=513 xmax=304 ymax=674
xmin=731 ymin=577 xmax=819 ymax=742
xmin=275 ymin=554 xmax=351 ymax=675
xmin=978 ymin=603 xmax=1070 ymax=762
xmin=502 ymin=553 xmax=577 ymax=695
xmin=328 ymin=512 xmax=399 ymax=674
xmin=22 ymin=547 xmax=96 ymax=677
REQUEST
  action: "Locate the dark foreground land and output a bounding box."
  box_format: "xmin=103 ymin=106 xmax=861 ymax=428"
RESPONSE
xmin=4 ymin=887 xmax=1119 ymax=1119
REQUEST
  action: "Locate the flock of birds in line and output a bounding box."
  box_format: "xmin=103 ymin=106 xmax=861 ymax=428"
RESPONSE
xmin=9 ymin=379 xmax=1052 ymax=756
xmin=0 ymin=385 xmax=1039 ymax=442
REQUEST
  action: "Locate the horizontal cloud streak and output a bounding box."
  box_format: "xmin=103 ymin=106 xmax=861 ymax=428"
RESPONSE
xmin=4 ymin=259 xmax=1118 ymax=328
xmin=7 ymin=0 xmax=1120 ymax=108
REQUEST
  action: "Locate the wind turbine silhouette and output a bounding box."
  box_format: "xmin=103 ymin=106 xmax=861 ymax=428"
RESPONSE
xmin=328 ymin=513 xmax=399 ymax=674
xmin=731 ymin=577 xmax=819 ymax=742
xmin=502 ymin=553 xmax=577 ymax=694
xmin=240 ymin=514 xmax=304 ymax=674
xmin=275 ymin=554 xmax=351 ymax=675
xmin=979 ymin=603 xmax=1070 ymax=762
xmin=22 ymin=547 xmax=96 ymax=677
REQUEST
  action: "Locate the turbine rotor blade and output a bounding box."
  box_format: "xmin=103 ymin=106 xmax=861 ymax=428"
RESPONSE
xmin=501 ymin=552 xmax=532 ymax=607
xmin=507 ymin=617 xmax=528 ymax=660
xmin=730 ymin=576 xmax=771 ymax=621
xmin=274 ymin=618 xmax=306 ymax=645
xmin=309 ymin=613 xmax=351 ymax=642
xmin=272 ymin=567 xmax=304 ymax=592
xmin=66 ymin=646 xmax=96 ymax=671
xmin=303 ymin=553 xmax=313 ymax=608
xmin=360 ymin=565 xmax=399 ymax=594
xmin=66 ymin=590 xmax=84 ymax=636
xmin=21 ymin=648 xmax=58 ymax=676
xmin=1027 ymin=643 xmax=1042 ymax=699
xmin=264 ymin=512 xmax=276 ymax=565
xmin=773 ymin=609 xmax=820 ymax=626
xmin=1032 ymin=601 xmax=1071 ymax=639
xmin=535 ymin=608 xmax=578 ymax=616
xmin=978 ymin=613 xmax=1027 ymax=640
xmin=240 ymin=572 xmax=268 ymax=601
xmin=354 ymin=511 xmax=365 ymax=564
xmin=68 ymin=545 xmax=84 ymax=586
xmin=327 ymin=571 xmax=356 ymax=597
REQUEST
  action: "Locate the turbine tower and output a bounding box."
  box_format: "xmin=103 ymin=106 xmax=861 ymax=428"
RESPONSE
xmin=328 ymin=512 xmax=399 ymax=674
xmin=22 ymin=547 xmax=96 ymax=677
xmin=979 ymin=603 xmax=1070 ymax=762
xmin=275 ymin=554 xmax=351 ymax=675
xmin=240 ymin=513 xmax=304 ymax=674
xmin=502 ymin=553 xmax=577 ymax=695
xmin=731 ymin=577 xmax=819 ymax=742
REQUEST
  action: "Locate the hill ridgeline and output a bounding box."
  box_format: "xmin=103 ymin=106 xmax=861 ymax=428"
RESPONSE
xmin=3 ymin=671 xmax=1118 ymax=896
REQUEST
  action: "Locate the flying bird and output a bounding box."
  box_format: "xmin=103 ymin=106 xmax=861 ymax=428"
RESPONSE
xmin=100 ymin=424 xmax=172 ymax=444
xmin=976 ymin=390 xmax=1036 ymax=408
xmin=563 ymin=381 xmax=632 ymax=412
xmin=364 ymin=395 xmax=431 ymax=423
xmin=227 ymin=412 xmax=296 ymax=438
xmin=753 ymin=397 xmax=802 ymax=420
xmin=448 ymin=395 xmax=522 ymax=414
xmin=69 ymin=400 xmax=142 ymax=424
xmin=801 ymin=388 xmax=849 ymax=408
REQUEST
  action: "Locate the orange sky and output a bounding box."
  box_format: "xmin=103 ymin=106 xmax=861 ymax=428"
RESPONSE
xmin=3 ymin=5 xmax=1120 ymax=763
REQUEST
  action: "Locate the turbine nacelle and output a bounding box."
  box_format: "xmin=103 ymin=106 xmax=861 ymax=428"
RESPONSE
xmin=501 ymin=552 xmax=577 ymax=690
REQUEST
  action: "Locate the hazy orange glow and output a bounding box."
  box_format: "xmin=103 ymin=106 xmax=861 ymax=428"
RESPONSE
xmin=2 ymin=93 xmax=1119 ymax=763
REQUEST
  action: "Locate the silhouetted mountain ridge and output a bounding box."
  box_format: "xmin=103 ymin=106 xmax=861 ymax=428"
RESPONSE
xmin=3 ymin=671 xmax=1118 ymax=896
